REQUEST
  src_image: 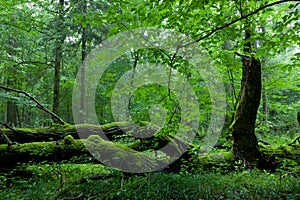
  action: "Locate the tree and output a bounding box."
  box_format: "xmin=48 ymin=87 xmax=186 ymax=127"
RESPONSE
xmin=228 ymin=3 xmax=262 ymax=166
xmin=52 ymin=0 xmax=66 ymax=122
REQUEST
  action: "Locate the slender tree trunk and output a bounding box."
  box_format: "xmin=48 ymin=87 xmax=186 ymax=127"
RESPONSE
xmin=230 ymin=26 xmax=262 ymax=166
xmin=6 ymin=37 xmax=18 ymax=126
xmin=260 ymin=27 xmax=268 ymax=125
xmin=53 ymin=54 xmax=61 ymax=121
xmin=262 ymin=87 xmax=268 ymax=123
xmin=80 ymin=0 xmax=88 ymax=123
xmin=52 ymin=0 xmax=66 ymax=122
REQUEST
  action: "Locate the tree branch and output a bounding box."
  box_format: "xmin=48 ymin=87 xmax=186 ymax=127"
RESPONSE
xmin=182 ymin=0 xmax=299 ymax=48
xmin=0 ymin=85 xmax=66 ymax=125
xmin=0 ymin=122 xmax=18 ymax=134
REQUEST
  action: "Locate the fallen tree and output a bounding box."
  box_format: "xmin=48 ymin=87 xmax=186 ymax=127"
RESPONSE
xmin=0 ymin=135 xmax=171 ymax=172
xmin=0 ymin=121 xmax=191 ymax=158
xmin=0 ymin=122 xmax=191 ymax=172
xmin=0 ymin=122 xmax=158 ymax=144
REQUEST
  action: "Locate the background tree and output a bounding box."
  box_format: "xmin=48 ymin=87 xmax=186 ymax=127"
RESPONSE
xmin=52 ymin=0 xmax=66 ymax=122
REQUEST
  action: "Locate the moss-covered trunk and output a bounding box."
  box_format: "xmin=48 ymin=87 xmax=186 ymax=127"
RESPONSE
xmin=230 ymin=55 xmax=262 ymax=165
xmin=0 ymin=122 xmax=158 ymax=144
xmin=0 ymin=122 xmax=189 ymax=171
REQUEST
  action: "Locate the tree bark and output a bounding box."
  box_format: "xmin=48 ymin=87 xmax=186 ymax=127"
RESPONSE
xmin=0 ymin=122 xmax=132 ymax=144
xmin=0 ymin=136 xmax=87 ymax=168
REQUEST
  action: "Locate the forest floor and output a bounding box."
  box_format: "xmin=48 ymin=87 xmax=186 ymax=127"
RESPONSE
xmin=1 ymin=160 xmax=299 ymax=199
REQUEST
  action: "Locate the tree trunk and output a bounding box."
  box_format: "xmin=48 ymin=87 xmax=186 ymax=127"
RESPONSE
xmin=230 ymin=55 xmax=262 ymax=165
xmin=6 ymin=37 xmax=18 ymax=126
xmin=6 ymin=101 xmax=17 ymax=127
xmin=262 ymin=87 xmax=268 ymax=123
xmin=230 ymin=26 xmax=262 ymax=166
xmin=80 ymin=0 xmax=88 ymax=123
xmin=0 ymin=122 xmax=141 ymax=144
xmin=0 ymin=122 xmax=186 ymax=157
xmin=52 ymin=0 xmax=66 ymax=122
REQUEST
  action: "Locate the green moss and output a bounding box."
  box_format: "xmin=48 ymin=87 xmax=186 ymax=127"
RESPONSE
xmin=223 ymin=151 xmax=235 ymax=161
xmin=85 ymin=135 xmax=136 ymax=153
xmin=64 ymin=135 xmax=75 ymax=145
xmin=192 ymin=150 xmax=235 ymax=171
xmin=84 ymin=135 xmax=163 ymax=172
xmin=100 ymin=122 xmax=128 ymax=129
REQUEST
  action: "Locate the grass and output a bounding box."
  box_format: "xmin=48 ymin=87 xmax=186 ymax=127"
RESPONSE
xmin=1 ymin=163 xmax=300 ymax=200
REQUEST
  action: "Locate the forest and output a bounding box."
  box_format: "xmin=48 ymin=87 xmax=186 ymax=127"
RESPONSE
xmin=0 ymin=0 xmax=300 ymax=199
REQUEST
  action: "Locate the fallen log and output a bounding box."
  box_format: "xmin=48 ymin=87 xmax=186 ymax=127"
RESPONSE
xmin=0 ymin=135 xmax=86 ymax=168
xmin=0 ymin=122 xmax=190 ymax=159
xmin=0 ymin=121 xmax=191 ymax=172
xmin=0 ymin=122 xmax=158 ymax=144
xmin=0 ymin=135 xmax=169 ymax=172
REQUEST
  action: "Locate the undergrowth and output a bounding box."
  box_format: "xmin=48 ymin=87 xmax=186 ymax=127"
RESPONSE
xmin=0 ymin=163 xmax=299 ymax=200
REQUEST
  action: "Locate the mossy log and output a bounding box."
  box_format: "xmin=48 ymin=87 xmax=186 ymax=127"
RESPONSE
xmin=0 ymin=122 xmax=158 ymax=144
xmin=0 ymin=135 xmax=167 ymax=172
xmin=259 ymin=144 xmax=300 ymax=162
xmin=0 ymin=122 xmax=190 ymax=171
xmin=0 ymin=122 xmax=189 ymax=159
xmin=0 ymin=135 xmax=86 ymax=168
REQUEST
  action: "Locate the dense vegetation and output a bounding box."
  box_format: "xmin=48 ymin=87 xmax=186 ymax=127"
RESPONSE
xmin=0 ymin=0 xmax=299 ymax=199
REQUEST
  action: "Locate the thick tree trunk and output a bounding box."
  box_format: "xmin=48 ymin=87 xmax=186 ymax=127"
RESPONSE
xmin=0 ymin=135 xmax=86 ymax=168
xmin=0 ymin=135 xmax=169 ymax=172
xmin=229 ymin=20 xmax=263 ymax=167
xmin=230 ymin=54 xmax=262 ymax=165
